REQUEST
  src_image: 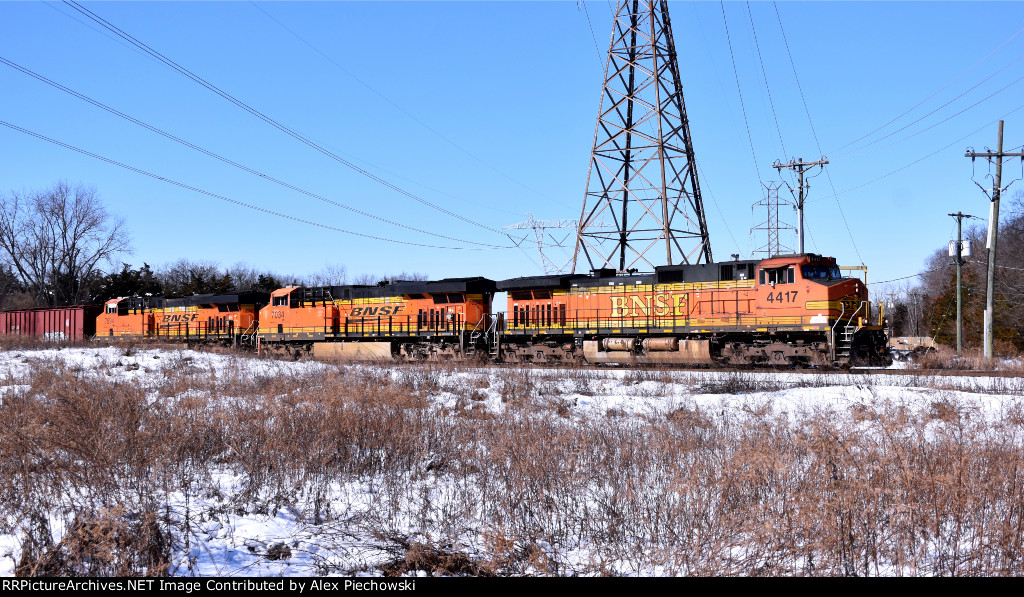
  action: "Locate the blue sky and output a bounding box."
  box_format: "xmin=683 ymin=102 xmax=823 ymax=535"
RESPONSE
xmin=2 ymin=1 xmax=1023 ymax=290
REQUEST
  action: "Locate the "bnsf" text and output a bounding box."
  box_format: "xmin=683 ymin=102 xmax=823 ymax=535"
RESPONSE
xmin=349 ymin=305 xmax=405 ymax=317
xmin=610 ymin=294 xmax=688 ymax=317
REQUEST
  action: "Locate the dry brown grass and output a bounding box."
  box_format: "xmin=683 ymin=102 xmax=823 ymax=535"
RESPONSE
xmin=1 ymin=352 xmax=1023 ymax=575
xmin=906 ymin=343 xmax=1024 ymax=372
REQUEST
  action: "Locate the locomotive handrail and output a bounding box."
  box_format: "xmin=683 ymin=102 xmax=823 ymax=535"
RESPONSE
xmin=829 ymin=300 xmax=865 ymax=352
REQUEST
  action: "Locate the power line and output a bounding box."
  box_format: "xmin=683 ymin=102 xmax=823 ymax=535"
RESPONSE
xmin=830 ymin=24 xmax=1024 ymax=155
xmin=0 ymin=120 xmax=505 ymax=252
xmin=745 ymin=1 xmax=786 ymax=159
xmin=40 ymin=1 xmax=162 ymax=67
xmin=773 ymin=1 xmax=862 ymax=265
xmin=870 ymin=258 xmax=1024 ymax=288
xmin=0 ymin=56 xmax=515 ymax=250
xmin=870 ymin=271 xmax=932 ymax=286
xmin=720 ymin=1 xmax=760 ymax=180
xmin=248 ymin=1 xmax=565 ymax=211
xmin=60 ymin=0 xmax=511 ymax=238
xmin=578 ymin=0 xmax=605 ymax=72
xmin=835 ymin=52 xmax=1024 ymax=159
xmin=818 ymin=104 xmax=1024 ymax=202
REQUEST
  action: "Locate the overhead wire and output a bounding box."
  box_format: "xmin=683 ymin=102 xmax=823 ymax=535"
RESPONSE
xmin=830 ymin=24 xmax=1024 ymax=155
xmin=820 ymin=103 xmax=1024 ymax=201
xmin=578 ymin=0 xmax=605 ymax=72
xmin=247 ymin=1 xmax=562 ymax=212
xmin=772 ymin=1 xmax=863 ymax=265
xmin=40 ymin=1 xmax=160 ymax=67
xmin=720 ymin=1 xmax=761 ymax=181
xmin=746 ymin=1 xmax=786 ymax=159
xmin=0 ymin=56 xmax=515 ymax=250
xmin=0 ymin=120 xmax=503 ymax=251
xmin=60 ymin=0 xmax=513 ymax=239
xmin=835 ymin=51 xmax=1024 ymax=160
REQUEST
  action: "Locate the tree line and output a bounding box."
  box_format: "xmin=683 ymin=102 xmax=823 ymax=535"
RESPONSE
xmin=877 ymin=191 xmax=1024 ymax=353
xmin=0 ymin=182 xmax=425 ymax=310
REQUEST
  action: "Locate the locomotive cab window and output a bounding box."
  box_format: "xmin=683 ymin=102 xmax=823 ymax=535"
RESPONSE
xmin=801 ymin=265 xmax=841 ymax=281
xmin=759 ymin=266 xmax=795 ymax=286
xmin=272 ymin=296 xmax=288 ymax=307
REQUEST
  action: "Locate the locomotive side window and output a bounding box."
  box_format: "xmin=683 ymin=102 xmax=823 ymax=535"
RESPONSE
xmin=272 ymin=295 xmax=288 ymax=307
xmin=760 ymin=267 xmax=796 ymax=285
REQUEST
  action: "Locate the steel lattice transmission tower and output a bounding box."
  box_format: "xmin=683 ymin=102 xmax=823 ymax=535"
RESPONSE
xmin=505 ymin=214 xmax=616 ymax=275
xmin=504 ymin=214 xmax=579 ymax=275
xmin=751 ymin=181 xmax=795 ymax=258
xmin=573 ymin=0 xmax=712 ymax=273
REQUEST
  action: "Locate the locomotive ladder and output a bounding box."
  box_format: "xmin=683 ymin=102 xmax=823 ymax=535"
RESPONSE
xmin=836 ymin=326 xmax=855 ymax=360
xmin=240 ymin=321 xmax=258 ymax=346
xmin=831 ymin=300 xmax=866 ymax=362
xmin=467 ymin=314 xmax=501 ymax=358
xmin=487 ymin=314 xmax=501 ymax=357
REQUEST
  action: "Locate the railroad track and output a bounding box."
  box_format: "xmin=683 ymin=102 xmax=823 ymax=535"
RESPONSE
xmin=432 ymin=359 xmax=1024 ymax=378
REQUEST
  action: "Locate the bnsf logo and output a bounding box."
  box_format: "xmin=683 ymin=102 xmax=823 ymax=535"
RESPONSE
xmin=162 ymin=314 xmax=199 ymax=323
xmin=350 ymin=305 xmax=405 ymax=317
xmin=610 ymin=294 xmax=688 ymax=317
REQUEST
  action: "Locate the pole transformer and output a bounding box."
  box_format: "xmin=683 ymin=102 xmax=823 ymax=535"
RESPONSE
xmin=573 ymin=0 xmax=712 ymax=273
xmin=772 ymin=157 xmax=828 ymax=254
xmin=965 ymin=121 xmax=1024 ymax=359
xmin=947 ymin=212 xmax=976 ymax=355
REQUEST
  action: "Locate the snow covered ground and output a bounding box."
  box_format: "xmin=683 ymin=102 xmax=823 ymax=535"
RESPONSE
xmin=1 ymin=346 xmax=1022 ymax=576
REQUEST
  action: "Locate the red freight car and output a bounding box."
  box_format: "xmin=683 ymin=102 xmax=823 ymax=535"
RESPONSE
xmin=0 ymin=304 xmax=103 ymax=342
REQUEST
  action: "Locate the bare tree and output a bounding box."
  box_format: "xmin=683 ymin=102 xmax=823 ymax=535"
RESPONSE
xmin=156 ymin=259 xmax=230 ymax=296
xmin=350 ymin=271 xmax=430 ymax=286
xmin=304 ymin=263 xmax=349 ymax=287
xmin=226 ymin=261 xmax=289 ymax=292
xmin=0 ymin=182 xmax=130 ymax=306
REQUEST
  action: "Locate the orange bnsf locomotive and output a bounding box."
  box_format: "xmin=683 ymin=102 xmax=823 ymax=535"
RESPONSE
xmin=98 ymin=292 xmax=266 ymax=343
xmin=86 ymin=253 xmax=888 ymax=367
xmin=255 ymin=278 xmax=496 ymax=360
xmin=497 ymin=253 xmax=888 ymax=367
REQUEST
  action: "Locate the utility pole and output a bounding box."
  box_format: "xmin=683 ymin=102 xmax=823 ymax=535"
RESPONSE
xmin=947 ymin=212 xmax=977 ymax=355
xmin=965 ymin=120 xmax=1024 ymax=359
xmin=772 ymin=157 xmax=829 ymax=254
